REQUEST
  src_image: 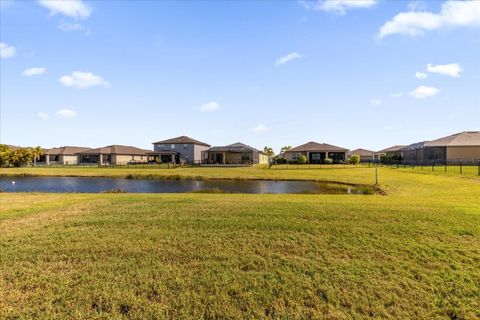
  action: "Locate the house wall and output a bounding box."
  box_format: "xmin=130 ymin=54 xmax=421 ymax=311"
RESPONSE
xmin=154 ymin=143 xmax=208 ymax=164
xmin=112 ymin=154 xmax=148 ymax=165
xmin=446 ymin=146 xmax=480 ymax=160
xmin=285 ymin=151 xmax=306 ymax=161
xmin=258 ymin=153 xmax=269 ymax=164
xmin=61 ymin=155 xmax=79 ymax=165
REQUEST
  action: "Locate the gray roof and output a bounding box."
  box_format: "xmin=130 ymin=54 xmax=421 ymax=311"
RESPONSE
xmin=46 ymin=146 xmax=91 ymax=156
xmin=77 ymin=145 xmax=150 ymax=156
xmin=209 ymin=142 xmax=266 ymax=154
xmin=424 ymin=131 xmax=480 ymax=147
xmin=350 ymin=148 xmax=375 ymax=156
xmin=401 ymin=141 xmax=428 ymax=151
xmin=287 ymin=141 xmax=348 ymax=153
xmin=153 ymin=136 xmax=210 ymax=147
xmin=376 ymin=145 xmax=406 ymax=153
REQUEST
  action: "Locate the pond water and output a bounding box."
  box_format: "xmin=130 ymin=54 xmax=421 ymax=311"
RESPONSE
xmin=0 ymin=177 xmax=369 ymax=194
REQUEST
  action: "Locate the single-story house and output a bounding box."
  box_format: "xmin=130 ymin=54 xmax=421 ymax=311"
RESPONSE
xmin=77 ymin=145 xmax=150 ymax=165
xmin=203 ymin=142 xmax=269 ymax=165
xmin=422 ymin=131 xmax=480 ymax=161
xmin=400 ymin=141 xmax=427 ymax=162
xmin=349 ymin=148 xmax=375 ymax=163
xmin=284 ymin=142 xmax=349 ymax=163
xmin=373 ymin=145 xmax=406 ymax=161
xmin=151 ymin=136 xmax=210 ymax=164
xmin=45 ymin=146 xmax=91 ymax=165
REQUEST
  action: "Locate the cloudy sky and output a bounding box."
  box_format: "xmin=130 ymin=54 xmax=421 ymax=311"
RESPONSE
xmin=1 ymin=0 xmax=479 ymax=152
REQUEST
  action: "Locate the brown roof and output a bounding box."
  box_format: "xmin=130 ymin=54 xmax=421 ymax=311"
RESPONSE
xmin=152 ymin=136 xmax=210 ymax=147
xmin=46 ymin=146 xmax=91 ymax=156
xmin=424 ymin=131 xmax=480 ymax=147
xmin=77 ymin=145 xmax=150 ymax=156
xmin=286 ymin=141 xmax=348 ymax=153
xmin=350 ymin=148 xmax=375 ymax=156
xmin=376 ymin=145 xmax=406 ymax=153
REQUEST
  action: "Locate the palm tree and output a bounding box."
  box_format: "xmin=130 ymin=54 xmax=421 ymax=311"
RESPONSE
xmin=32 ymin=146 xmax=43 ymax=167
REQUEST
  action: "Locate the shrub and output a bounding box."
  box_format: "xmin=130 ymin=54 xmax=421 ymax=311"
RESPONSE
xmin=349 ymin=155 xmax=360 ymax=165
xmin=323 ymin=157 xmax=333 ymax=164
xmin=275 ymin=156 xmax=287 ymax=164
xmin=297 ymin=154 xmax=307 ymax=164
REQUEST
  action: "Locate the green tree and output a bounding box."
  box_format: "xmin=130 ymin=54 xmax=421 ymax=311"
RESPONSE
xmin=263 ymin=146 xmax=275 ymax=157
xmin=349 ymin=155 xmax=360 ymax=165
xmin=280 ymin=146 xmax=292 ymax=155
xmin=0 ymin=144 xmax=12 ymax=167
xmin=297 ymin=154 xmax=307 ymax=164
xmin=31 ymin=146 xmax=43 ymax=167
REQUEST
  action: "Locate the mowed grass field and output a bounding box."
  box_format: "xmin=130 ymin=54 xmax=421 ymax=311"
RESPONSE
xmin=1 ymin=167 xmax=479 ymax=319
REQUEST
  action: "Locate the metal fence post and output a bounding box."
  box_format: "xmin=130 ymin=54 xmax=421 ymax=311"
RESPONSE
xmin=432 ymin=161 xmax=434 ymax=171
xmin=375 ymin=161 xmax=378 ymax=185
xmin=460 ymin=162 xmax=462 ymax=174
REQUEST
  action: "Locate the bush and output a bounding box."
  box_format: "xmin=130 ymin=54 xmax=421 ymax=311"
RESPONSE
xmin=275 ymin=156 xmax=286 ymax=164
xmin=349 ymin=155 xmax=360 ymax=165
xmin=297 ymin=154 xmax=307 ymax=164
xmin=323 ymin=157 xmax=333 ymax=164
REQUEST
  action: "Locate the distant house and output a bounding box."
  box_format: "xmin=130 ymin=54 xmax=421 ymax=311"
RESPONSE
xmin=400 ymin=141 xmax=428 ymax=162
xmin=204 ymin=142 xmax=269 ymax=165
xmin=373 ymin=145 xmax=406 ymax=161
xmin=422 ymin=131 xmax=480 ymax=161
xmin=45 ymin=146 xmax=91 ymax=165
xmin=77 ymin=145 xmax=150 ymax=165
xmin=151 ymin=136 xmax=210 ymax=164
xmin=285 ymin=142 xmax=348 ymax=163
xmin=349 ymin=148 xmax=375 ymax=163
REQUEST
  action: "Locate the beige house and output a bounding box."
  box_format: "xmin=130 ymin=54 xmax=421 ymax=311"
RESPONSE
xmin=203 ymin=143 xmax=269 ymax=165
xmin=422 ymin=131 xmax=480 ymax=161
xmin=45 ymin=146 xmax=90 ymax=165
xmin=349 ymin=148 xmax=375 ymax=162
xmin=285 ymin=142 xmax=348 ymax=163
xmin=77 ymin=145 xmax=150 ymax=165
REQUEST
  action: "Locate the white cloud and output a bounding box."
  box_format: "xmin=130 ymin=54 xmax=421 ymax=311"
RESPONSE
xmin=370 ymin=98 xmax=382 ymax=106
xmin=301 ymin=0 xmax=377 ymax=15
xmin=250 ymin=124 xmax=269 ymax=133
xmin=415 ymin=72 xmax=428 ymax=79
xmin=378 ymin=0 xmax=480 ymax=38
xmin=275 ymin=52 xmax=303 ymax=66
xmin=38 ymin=0 xmax=91 ymax=19
xmin=58 ymin=21 xmax=84 ymax=32
xmin=407 ymin=1 xmax=427 ymax=11
xmin=59 ymin=71 xmax=109 ymax=89
xmin=22 ymin=67 xmax=47 ymax=77
xmin=37 ymin=112 xmax=50 ymax=120
xmin=409 ymin=86 xmax=439 ymax=98
xmin=0 ymin=42 xmax=16 ymax=58
xmin=427 ymin=63 xmax=462 ymax=77
xmin=56 ymin=108 xmax=78 ymax=118
xmin=390 ymin=92 xmax=404 ymax=98
xmin=198 ymin=101 xmax=220 ymax=112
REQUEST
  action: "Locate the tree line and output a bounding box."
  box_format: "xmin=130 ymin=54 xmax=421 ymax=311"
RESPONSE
xmin=0 ymin=145 xmax=44 ymax=167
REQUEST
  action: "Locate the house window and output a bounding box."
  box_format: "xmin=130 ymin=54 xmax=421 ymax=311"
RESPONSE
xmin=171 ymin=144 xmax=175 ymax=149
xmin=183 ymin=144 xmax=188 ymax=149
xmin=241 ymin=153 xmax=251 ymax=161
xmin=292 ymin=153 xmax=298 ymax=160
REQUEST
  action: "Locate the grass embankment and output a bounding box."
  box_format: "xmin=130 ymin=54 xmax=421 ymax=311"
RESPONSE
xmin=1 ymin=168 xmax=479 ymax=318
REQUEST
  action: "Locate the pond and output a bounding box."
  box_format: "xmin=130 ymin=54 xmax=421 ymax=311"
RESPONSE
xmin=0 ymin=177 xmax=372 ymax=194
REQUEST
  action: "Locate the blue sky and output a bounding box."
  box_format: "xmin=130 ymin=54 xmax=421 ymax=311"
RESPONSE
xmin=1 ymin=0 xmax=479 ymax=152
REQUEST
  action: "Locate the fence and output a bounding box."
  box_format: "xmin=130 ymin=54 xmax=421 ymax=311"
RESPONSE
xmin=377 ymin=160 xmax=480 ymax=176
xmin=269 ymin=163 xmax=370 ymax=170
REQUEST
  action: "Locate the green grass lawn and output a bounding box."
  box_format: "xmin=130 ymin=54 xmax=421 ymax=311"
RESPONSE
xmin=1 ymin=168 xmax=479 ymax=319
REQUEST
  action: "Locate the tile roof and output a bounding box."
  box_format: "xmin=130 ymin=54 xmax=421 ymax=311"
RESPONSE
xmin=350 ymin=148 xmax=375 ymax=156
xmin=46 ymin=146 xmax=91 ymax=155
xmin=152 ymin=136 xmax=210 ymax=147
xmin=77 ymin=145 xmax=150 ymax=155
xmin=424 ymin=131 xmax=480 ymax=147
xmin=376 ymin=145 xmax=406 ymax=153
xmin=287 ymin=142 xmax=348 ymax=152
